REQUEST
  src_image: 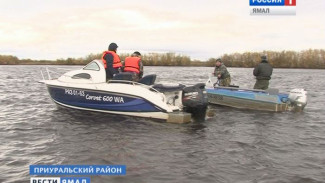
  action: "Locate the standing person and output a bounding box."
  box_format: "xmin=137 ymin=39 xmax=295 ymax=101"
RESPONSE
xmin=124 ymin=51 xmax=144 ymax=82
xmin=253 ymin=55 xmax=273 ymax=90
xmin=213 ymin=58 xmax=231 ymax=87
xmin=101 ymin=43 xmax=122 ymax=80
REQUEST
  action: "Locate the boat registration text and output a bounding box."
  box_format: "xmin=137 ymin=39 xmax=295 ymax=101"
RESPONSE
xmin=64 ymin=89 xmax=125 ymax=103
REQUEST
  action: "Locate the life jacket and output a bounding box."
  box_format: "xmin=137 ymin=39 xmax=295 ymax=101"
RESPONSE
xmin=124 ymin=57 xmax=141 ymax=74
xmin=101 ymin=51 xmax=122 ymax=69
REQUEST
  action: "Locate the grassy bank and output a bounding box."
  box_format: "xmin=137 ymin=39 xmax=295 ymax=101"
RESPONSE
xmin=1 ymin=49 xmax=324 ymax=69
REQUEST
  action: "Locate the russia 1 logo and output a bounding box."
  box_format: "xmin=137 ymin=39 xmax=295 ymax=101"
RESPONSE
xmin=250 ymin=0 xmax=296 ymax=16
xmin=285 ymin=0 xmax=296 ymax=6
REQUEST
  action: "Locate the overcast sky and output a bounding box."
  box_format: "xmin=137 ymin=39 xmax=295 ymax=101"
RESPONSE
xmin=0 ymin=0 xmax=324 ymax=60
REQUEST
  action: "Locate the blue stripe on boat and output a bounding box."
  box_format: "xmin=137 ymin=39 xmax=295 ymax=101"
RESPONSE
xmin=206 ymin=88 xmax=289 ymax=104
xmin=48 ymin=86 xmax=162 ymax=112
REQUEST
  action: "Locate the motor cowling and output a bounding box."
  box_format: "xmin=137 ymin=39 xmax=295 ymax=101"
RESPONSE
xmin=288 ymin=88 xmax=307 ymax=110
xmin=182 ymin=83 xmax=208 ymax=121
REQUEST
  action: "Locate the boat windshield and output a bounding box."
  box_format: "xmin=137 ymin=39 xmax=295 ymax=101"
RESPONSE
xmin=83 ymin=62 xmax=100 ymax=71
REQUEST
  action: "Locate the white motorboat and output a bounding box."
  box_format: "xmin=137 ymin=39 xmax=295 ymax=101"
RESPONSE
xmin=39 ymin=60 xmax=208 ymax=123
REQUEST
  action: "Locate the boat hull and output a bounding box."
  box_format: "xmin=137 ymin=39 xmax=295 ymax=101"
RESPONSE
xmin=47 ymin=85 xmax=169 ymax=119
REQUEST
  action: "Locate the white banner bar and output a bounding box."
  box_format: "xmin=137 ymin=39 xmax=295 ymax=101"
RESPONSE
xmin=250 ymin=6 xmax=296 ymax=15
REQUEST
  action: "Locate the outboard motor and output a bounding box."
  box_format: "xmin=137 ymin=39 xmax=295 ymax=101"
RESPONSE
xmin=182 ymin=83 xmax=208 ymax=121
xmin=288 ymin=88 xmax=307 ymax=111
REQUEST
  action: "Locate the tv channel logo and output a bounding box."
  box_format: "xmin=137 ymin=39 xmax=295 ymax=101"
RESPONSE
xmin=250 ymin=0 xmax=296 ymax=15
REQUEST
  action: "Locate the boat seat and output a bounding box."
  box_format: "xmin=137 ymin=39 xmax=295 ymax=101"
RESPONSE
xmin=139 ymin=74 xmax=156 ymax=85
xmin=111 ymin=72 xmax=133 ymax=81
xmin=153 ymin=84 xmax=185 ymax=92
xmin=266 ymin=88 xmax=279 ymax=95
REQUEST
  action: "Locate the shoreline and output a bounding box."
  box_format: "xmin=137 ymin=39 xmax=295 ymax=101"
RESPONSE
xmin=1 ymin=49 xmax=325 ymax=69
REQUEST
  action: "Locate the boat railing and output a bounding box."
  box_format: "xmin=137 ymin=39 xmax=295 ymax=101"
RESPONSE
xmin=40 ymin=67 xmax=76 ymax=80
xmin=215 ymin=86 xmax=267 ymax=93
xmin=40 ymin=66 xmax=107 ymax=84
xmin=108 ymin=80 xmax=161 ymax=93
xmin=40 ymin=67 xmax=164 ymax=93
xmin=40 ymin=67 xmax=56 ymax=81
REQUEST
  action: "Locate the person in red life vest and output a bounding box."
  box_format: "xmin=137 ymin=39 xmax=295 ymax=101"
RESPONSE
xmin=123 ymin=51 xmax=144 ymax=81
xmin=101 ymin=43 xmax=122 ymax=80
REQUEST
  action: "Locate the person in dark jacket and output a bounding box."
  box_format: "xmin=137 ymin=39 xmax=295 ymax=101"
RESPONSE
xmin=213 ymin=58 xmax=231 ymax=87
xmin=253 ymin=55 xmax=273 ymax=90
xmin=101 ymin=43 xmax=122 ymax=80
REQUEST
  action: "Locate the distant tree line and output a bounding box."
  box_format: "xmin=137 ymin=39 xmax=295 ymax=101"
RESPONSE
xmin=214 ymin=49 xmax=325 ymax=69
xmin=1 ymin=49 xmax=324 ymax=69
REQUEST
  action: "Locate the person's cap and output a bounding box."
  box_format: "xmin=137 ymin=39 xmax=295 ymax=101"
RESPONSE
xmin=108 ymin=43 xmax=118 ymax=51
xmin=261 ymin=55 xmax=267 ymax=60
xmin=216 ymin=58 xmax=222 ymax=62
xmin=133 ymin=51 xmax=141 ymax=56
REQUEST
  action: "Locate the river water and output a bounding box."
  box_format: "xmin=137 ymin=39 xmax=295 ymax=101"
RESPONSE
xmin=0 ymin=65 xmax=324 ymax=183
